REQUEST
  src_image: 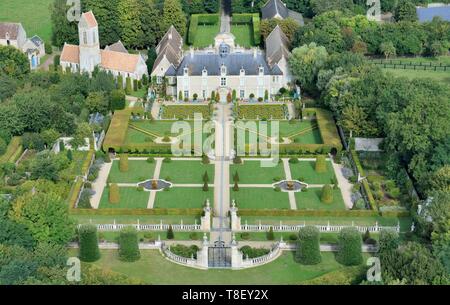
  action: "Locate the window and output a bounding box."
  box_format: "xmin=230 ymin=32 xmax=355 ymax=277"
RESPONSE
xmin=184 ymin=90 xmax=189 ymax=99
xmin=221 ymin=66 xmax=227 ymax=75
xmin=83 ymin=32 xmax=87 ymax=44
xmin=221 ymin=77 xmax=226 ymax=87
xmin=259 ymin=67 xmax=264 ymax=74
xmin=184 ymin=67 xmax=188 ymax=75
xmin=240 ymin=90 xmax=245 ymax=99
xmin=93 ymin=32 xmax=96 ymax=44
xmin=202 ymin=90 xmax=207 ymax=99
xmin=157 ymin=76 xmax=163 ymax=84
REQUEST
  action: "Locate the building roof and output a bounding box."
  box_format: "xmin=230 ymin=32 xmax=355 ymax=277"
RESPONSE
xmin=29 ymin=35 xmax=44 ymax=47
xmin=261 ymin=0 xmax=289 ymax=19
xmin=60 ymin=44 xmax=80 ymax=63
xmin=100 ymin=50 xmax=141 ymax=73
xmin=265 ymin=25 xmax=290 ymax=67
xmin=105 ymin=40 xmax=128 ymax=53
xmin=156 ymin=25 xmax=183 ymax=55
xmin=152 ymin=43 xmax=183 ymax=73
xmin=175 ymin=51 xmax=272 ymax=76
xmin=416 ymin=6 xmax=450 ymax=22
xmin=0 ymin=22 xmax=22 ymax=40
xmin=288 ymin=10 xmax=305 ymax=26
xmin=271 ymin=64 xmax=284 ymax=75
xmin=80 ymin=11 xmax=98 ymax=28
xmin=165 ymin=65 xmax=177 ymax=76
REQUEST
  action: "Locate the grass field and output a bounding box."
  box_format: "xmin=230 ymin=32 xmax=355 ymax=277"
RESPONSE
xmin=230 ymin=160 xmax=286 ymax=184
xmin=0 ymin=0 xmax=53 ymax=44
xmin=154 ymin=187 xmax=214 ymax=209
xmin=192 ymin=24 xmax=220 ymax=48
xmin=231 ymin=24 xmax=254 ymax=47
xmin=108 ymin=160 xmax=155 ymax=183
xmin=289 ymin=160 xmax=336 ymax=185
xmin=295 ymin=188 xmax=346 ymax=210
xmin=99 ymin=187 xmax=150 ymax=209
xmin=237 ymin=104 xmax=287 ymax=120
xmin=384 ymin=68 xmax=450 ymax=85
xmin=79 ymin=250 xmax=356 ymax=284
xmin=72 ymin=214 xmax=200 ymax=224
xmin=231 ymin=188 xmax=290 ymax=209
xmin=159 ymin=160 xmax=214 ymax=184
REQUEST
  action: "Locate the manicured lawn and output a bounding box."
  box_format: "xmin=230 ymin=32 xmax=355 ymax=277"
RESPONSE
xmin=127 ymin=87 xmax=147 ymax=99
xmin=108 ymin=160 xmax=156 ymax=183
xmin=192 ymin=24 xmax=220 ymax=48
xmin=99 ymin=231 xmax=206 ymax=242
xmin=159 ymin=160 xmax=214 ymax=184
xmin=0 ymin=0 xmax=53 ymax=43
xmin=295 ymin=188 xmax=346 ymax=210
xmin=81 ymin=250 xmax=353 ymax=284
xmin=230 ymin=160 xmax=286 ymax=184
xmin=98 ymin=187 xmax=150 ymax=209
xmin=289 ymin=160 xmax=336 ymax=185
xmin=237 ymin=104 xmax=286 ymax=120
xmin=162 ymin=105 xmax=211 ymax=119
xmin=125 ymin=128 xmax=154 ymax=144
xmin=72 ymin=214 xmax=200 ymax=225
xmin=154 ymin=187 xmax=214 ymax=208
xmin=231 ymin=24 xmax=254 ymax=47
xmin=384 ymin=68 xmax=450 ymax=85
xmin=231 ymin=188 xmax=290 ymax=209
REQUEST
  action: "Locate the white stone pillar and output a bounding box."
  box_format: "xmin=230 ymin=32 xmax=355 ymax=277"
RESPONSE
xmin=230 ymin=200 xmax=241 ymax=231
xmin=197 ymin=233 xmax=209 ymax=268
xmin=230 ymin=234 xmax=242 ymax=269
xmin=201 ymin=199 xmax=211 ymax=231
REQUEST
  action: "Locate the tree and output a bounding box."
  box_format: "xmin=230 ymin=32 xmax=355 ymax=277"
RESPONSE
xmin=110 ymin=89 xmax=126 ymax=111
xmin=260 ymin=18 xmax=300 ymax=43
xmin=380 ymin=41 xmax=396 ymax=59
xmin=321 ymin=184 xmax=333 ymax=203
xmin=296 ymin=226 xmax=321 ymax=265
xmin=40 ymin=129 xmax=60 ymax=147
xmin=133 ymin=79 xmax=138 ymax=91
xmin=118 ymin=226 xmax=140 ymax=262
xmin=0 ymin=46 xmax=30 ymax=78
xmin=202 ymin=171 xmax=209 ymax=183
xmin=310 ymin=0 xmax=353 ymax=15
xmin=0 ymin=259 xmax=38 ymax=285
xmin=117 ymin=75 xmax=124 ymax=90
xmin=340 ymin=105 xmax=377 ymax=137
xmin=78 ymin=224 xmax=101 ymax=262
xmin=266 ymin=227 xmax=275 ymax=240
xmin=430 ymin=40 xmax=448 ymax=57
xmin=233 ymin=171 xmax=240 ymax=183
xmin=0 ymin=74 xmax=18 ymax=101
xmin=429 ymin=165 xmax=450 ymax=192
xmin=162 ymin=0 xmax=187 ymax=38
xmin=66 ymin=149 xmax=73 ymax=161
xmin=0 ymin=217 xmax=35 ymax=249
xmin=289 ymin=43 xmax=328 ymax=93
xmin=9 ymin=192 xmax=74 ymax=245
xmin=179 ymin=91 xmax=183 ymax=101
xmin=85 ymin=92 xmax=109 ymax=115
xmin=378 ymin=229 xmax=399 ymax=256
xmin=84 ymin=0 xmax=121 ymax=47
xmin=117 ymin=0 xmax=144 ymax=48
xmin=393 ymin=0 xmax=417 ymax=22
xmin=315 ymin=155 xmax=326 ymax=173
xmin=233 ymin=181 xmax=239 ymax=191
xmin=167 ymin=225 xmax=174 ymax=239
xmin=51 ymin=0 xmax=78 ymax=47
xmin=109 ymin=183 xmax=120 ymax=204
xmin=336 ymin=227 xmax=363 ymax=266
xmin=125 ymin=77 xmax=133 ymax=95
xmin=202 ymin=154 xmax=210 ymax=164
xmin=119 ymin=153 xmax=129 ymax=172
xmin=0 ymin=138 xmax=6 ymax=155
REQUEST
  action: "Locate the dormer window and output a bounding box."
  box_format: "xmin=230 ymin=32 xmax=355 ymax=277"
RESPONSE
xmin=221 ymin=65 xmax=227 ymax=76
xmin=202 ymin=68 xmax=208 ymax=76
xmin=240 ymin=68 xmax=245 ymax=75
xmin=183 ymin=67 xmax=188 ymax=75
xmin=259 ymin=66 xmax=264 ymax=74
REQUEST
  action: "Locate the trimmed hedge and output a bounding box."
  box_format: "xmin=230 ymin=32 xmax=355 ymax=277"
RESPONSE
xmin=336 ymin=227 xmax=363 ymax=266
xmin=315 ymin=155 xmax=326 ymax=173
xmin=0 ymin=137 xmax=23 ymax=163
xmin=119 ymin=153 xmax=129 ymax=172
xmin=237 ymin=209 xmax=379 ymax=217
xmin=188 ymin=14 xmax=220 ymax=45
xmin=78 ymin=224 xmax=101 ymax=262
xmin=308 ymin=108 xmax=342 ymax=151
xmin=69 ymin=208 xmax=203 ymax=216
xmin=103 ymin=109 xmax=131 ymax=152
xmin=350 ymin=150 xmax=377 ymax=211
xmin=109 ymin=183 xmax=120 ymax=204
xmin=68 ymin=177 xmax=84 ymax=209
xmin=118 ymin=226 xmax=140 ymax=262
xmin=296 ymin=226 xmax=321 ymax=265
xmin=81 ymin=147 xmax=95 ymax=177
xmin=321 ymin=184 xmax=333 ymax=204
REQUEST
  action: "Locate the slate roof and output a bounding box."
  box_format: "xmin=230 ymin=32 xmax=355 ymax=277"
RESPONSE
xmin=416 ymin=6 xmax=450 ymax=22
xmin=288 ymin=10 xmax=305 ymax=26
xmin=271 ymin=64 xmax=283 ymax=75
xmin=265 ymin=25 xmax=290 ymax=67
xmin=0 ymin=22 xmax=21 ymax=40
xmin=30 ymin=35 xmax=44 ymax=47
xmin=261 ymin=0 xmax=289 ymax=19
xmin=175 ymin=51 xmax=272 ymax=76
xmin=105 ymin=41 xmax=128 ymax=53
xmin=165 ymin=65 xmax=177 ymax=76
xmin=156 ymin=25 xmax=183 ymax=55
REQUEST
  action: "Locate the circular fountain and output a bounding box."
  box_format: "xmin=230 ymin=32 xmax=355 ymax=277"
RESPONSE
xmin=273 ymin=180 xmax=308 ymax=192
xmin=138 ymin=179 xmax=172 ymax=191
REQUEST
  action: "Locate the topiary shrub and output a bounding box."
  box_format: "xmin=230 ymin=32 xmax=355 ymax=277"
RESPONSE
xmin=336 ymin=227 xmax=363 ymax=266
xmin=202 ymin=181 xmax=209 ymax=192
xmin=296 ymin=226 xmax=321 ymax=265
xmin=167 ymin=225 xmax=174 ymax=239
xmin=125 ymin=77 xmax=132 ymax=95
xmin=315 ymin=155 xmax=326 ymax=173
xmin=119 ymin=153 xmax=129 ymax=172
xmin=233 ymin=181 xmax=239 ymax=191
xmin=118 ymin=226 xmax=140 ymax=262
xmin=240 ymin=232 xmax=251 ymax=240
xmin=202 ymin=154 xmax=210 ymax=164
xmin=78 ymin=224 xmax=100 ymax=262
xmin=266 ymin=227 xmax=275 ymax=240
xmin=109 ymin=183 xmax=120 ymax=204
xmin=321 ymin=184 xmax=333 ymax=203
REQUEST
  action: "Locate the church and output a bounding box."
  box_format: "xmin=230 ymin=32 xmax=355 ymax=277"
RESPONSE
xmin=60 ymin=11 xmax=148 ymax=84
xmin=151 ymin=25 xmax=292 ymax=102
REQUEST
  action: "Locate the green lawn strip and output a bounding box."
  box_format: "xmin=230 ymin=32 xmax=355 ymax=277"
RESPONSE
xmin=240 ymin=216 xmax=411 ymax=230
xmin=98 ymin=231 xmax=205 ymax=242
xmin=193 ymin=24 xmax=220 ymax=48
xmin=236 ymin=232 xmax=379 ymax=243
xmin=108 ymin=160 xmax=156 ymax=183
xmin=79 ymin=250 xmax=356 ymax=284
xmin=237 ymin=104 xmax=286 ymax=120
xmin=154 ymin=187 xmax=213 ymax=209
xmin=72 ymin=214 xmax=200 ymax=224
xmin=125 ymin=128 xmax=155 ymax=144
xmin=383 ymin=68 xmax=450 ymax=85
xmin=231 ymin=188 xmax=290 ymax=210
xmin=128 ymin=87 xmax=147 ymax=99
xmin=162 ymin=105 xmax=211 ymax=119
xmin=0 ymin=0 xmax=53 ymax=43
xmin=159 ymin=160 xmax=214 ymax=184
xmin=289 ymin=160 xmax=336 ymax=185
xmin=230 ymin=160 xmax=286 ymax=184
xmin=99 ymin=187 xmax=150 ymax=209
xmin=295 ymin=188 xmax=346 ymax=211
xmin=231 ymin=24 xmax=254 ymax=47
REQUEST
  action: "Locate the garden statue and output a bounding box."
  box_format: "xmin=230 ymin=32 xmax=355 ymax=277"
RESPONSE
xmin=151 ymin=179 xmax=158 ymax=190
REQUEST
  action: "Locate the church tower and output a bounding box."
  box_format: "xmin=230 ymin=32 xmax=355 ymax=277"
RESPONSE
xmin=78 ymin=11 xmax=101 ymax=73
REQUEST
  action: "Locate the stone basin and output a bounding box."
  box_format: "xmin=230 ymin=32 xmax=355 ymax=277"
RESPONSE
xmin=273 ymin=180 xmax=308 ymax=192
xmin=138 ymin=179 xmax=172 ymax=191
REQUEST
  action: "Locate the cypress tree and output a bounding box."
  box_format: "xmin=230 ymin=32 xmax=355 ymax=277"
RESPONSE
xmin=296 ymin=226 xmax=321 ymax=265
xmin=321 ymin=184 xmax=333 ymax=203
xmin=118 ymin=226 xmax=140 ymax=262
xmin=66 ymin=149 xmax=73 ymax=161
xmin=315 ymin=155 xmax=326 ymax=173
xmin=78 ymin=224 xmax=101 ymax=262
xmin=125 ymin=77 xmax=132 ymax=95
xmin=336 ymin=227 xmax=363 ymax=266
xmin=109 ymin=183 xmax=120 ymax=204
xmin=266 ymin=227 xmax=275 ymax=240
xmin=167 ymin=225 xmax=174 ymax=239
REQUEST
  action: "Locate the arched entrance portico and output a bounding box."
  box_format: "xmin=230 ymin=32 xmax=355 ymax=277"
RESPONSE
xmin=218 ymin=87 xmax=231 ymax=103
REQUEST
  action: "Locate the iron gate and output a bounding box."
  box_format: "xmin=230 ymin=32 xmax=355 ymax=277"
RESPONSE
xmin=208 ymin=241 xmax=231 ymax=268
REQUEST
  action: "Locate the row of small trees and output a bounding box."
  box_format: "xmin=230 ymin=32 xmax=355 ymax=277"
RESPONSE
xmin=117 ymin=75 xmax=148 ymax=95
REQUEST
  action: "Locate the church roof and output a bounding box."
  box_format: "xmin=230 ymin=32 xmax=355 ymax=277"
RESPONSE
xmin=105 ymin=40 xmax=128 ymax=53
xmin=60 ymin=44 xmax=80 ymax=63
xmin=265 ymin=25 xmax=290 ymax=67
xmin=100 ymin=50 xmax=141 ymax=73
xmin=81 ymin=11 xmax=98 ymax=28
xmin=261 ymin=0 xmax=289 ymax=19
xmin=175 ymin=51 xmax=272 ymax=76
xmin=0 ymin=22 xmax=22 ymax=40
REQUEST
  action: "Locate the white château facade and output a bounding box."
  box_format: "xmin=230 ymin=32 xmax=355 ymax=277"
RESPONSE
xmin=60 ymin=11 xmax=148 ymax=83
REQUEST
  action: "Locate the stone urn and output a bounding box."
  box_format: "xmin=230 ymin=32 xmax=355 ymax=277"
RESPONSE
xmin=287 ymin=181 xmax=294 ymax=191
xmin=151 ymin=180 xmax=158 ymax=190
